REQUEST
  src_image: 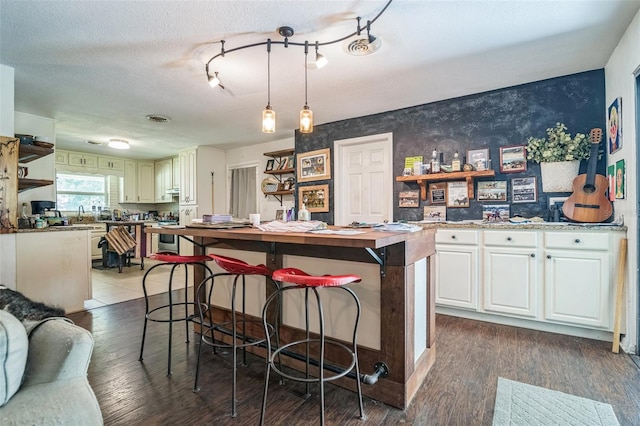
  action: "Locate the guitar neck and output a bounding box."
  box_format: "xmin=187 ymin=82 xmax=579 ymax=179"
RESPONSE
xmin=585 ymin=141 xmax=599 ymax=187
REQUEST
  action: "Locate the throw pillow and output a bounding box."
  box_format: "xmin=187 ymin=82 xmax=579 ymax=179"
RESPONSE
xmin=0 ymin=310 xmax=28 ymax=406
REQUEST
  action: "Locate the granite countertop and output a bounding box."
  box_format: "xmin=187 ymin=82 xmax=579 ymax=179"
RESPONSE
xmin=411 ymin=220 xmax=627 ymax=232
xmin=17 ymin=224 xmax=104 ymax=233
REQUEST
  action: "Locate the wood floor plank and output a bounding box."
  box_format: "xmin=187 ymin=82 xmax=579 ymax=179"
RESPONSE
xmin=68 ymin=294 xmax=640 ymax=425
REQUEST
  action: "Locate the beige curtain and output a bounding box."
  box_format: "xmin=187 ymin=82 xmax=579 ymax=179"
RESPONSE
xmin=229 ymin=166 xmax=257 ymax=219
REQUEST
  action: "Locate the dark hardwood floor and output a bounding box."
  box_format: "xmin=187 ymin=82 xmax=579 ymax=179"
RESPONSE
xmin=68 ymin=291 xmax=640 ymax=425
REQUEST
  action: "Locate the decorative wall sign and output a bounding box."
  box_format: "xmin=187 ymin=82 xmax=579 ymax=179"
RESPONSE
xmin=607 ymin=164 xmax=615 ymax=202
xmin=499 ymin=145 xmax=527 ymax=173
xmin=446 ymin=181 xmax=469 ymax=207
xmin=608 ymin=97 xmax=622 ymax=154
xmin=298 ymin=184 xmax=329 ymax=212
xmin=297 ymin=148 xmax=331 ymax=182
xmin=477 ymin=181 xmax=507 ymax=202
xmin=615 ymin=159 xmax=625 ymax=199
xmin=483 ymin=204 xmax=510 ymax=222
xmin=511 ymin=176 xmax=537 ymax=203
xmin=399 ymin=190 xmax=419 ymax=208
xmin=423 ymin=206 xmax=446 ymax=222
xmin=428 ymin=182 xmax=447 ymax=204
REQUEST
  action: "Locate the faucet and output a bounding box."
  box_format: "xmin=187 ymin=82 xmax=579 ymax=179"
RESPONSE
xmin=77 ymin=205 xmax=85 ymax=221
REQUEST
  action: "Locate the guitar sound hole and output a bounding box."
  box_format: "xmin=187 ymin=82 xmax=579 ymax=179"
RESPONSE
xmin=582 ymin=184 xmax=596 ymax=194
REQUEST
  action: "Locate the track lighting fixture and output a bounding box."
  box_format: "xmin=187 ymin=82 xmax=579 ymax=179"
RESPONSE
xmin=300 ymin=42 xmax=313 ymax=133
xmin=262 ymin=40 xmax=276 ymax=133
xmin=203 ymin=0 xmax=393 ymax=133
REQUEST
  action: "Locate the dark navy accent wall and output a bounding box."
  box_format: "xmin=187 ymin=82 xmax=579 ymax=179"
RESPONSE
xmin=295 ymin=70 xmax=606 ymax=224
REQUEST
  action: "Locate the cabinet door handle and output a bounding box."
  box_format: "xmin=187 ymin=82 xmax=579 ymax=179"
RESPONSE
xmin=547 ymin=255 xmax=551 ymax=259
xmin=451 ymin=235 xmax=456 ymax=239
xmin=530 ymin=253 xmax=535 ymax=257
xmin=507 ymin=237 xmax=512 ymax=241
xmin=574 ymin=239 xmax=581 ymax=243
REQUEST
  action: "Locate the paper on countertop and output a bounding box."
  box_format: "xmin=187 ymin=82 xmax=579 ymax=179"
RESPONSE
xmin=308 ymin=229 xmax=366 ymax=235
xmin=373 ymin=222 xmax=422 ymax=233
xmin=256 ymin=220 xmax=326 ymax=233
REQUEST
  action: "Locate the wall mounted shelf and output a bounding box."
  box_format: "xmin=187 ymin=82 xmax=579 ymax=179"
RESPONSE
xmin=396 ymin=169 xmax=495 ymax=200
xmin=263 ymin=148 xmax=295 ymax=206
xmin=19 ymin=144 xmax=54 ymax=163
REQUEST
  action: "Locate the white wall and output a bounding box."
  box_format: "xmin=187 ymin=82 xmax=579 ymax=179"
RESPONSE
xmin=0 ymin=64 xmax=16 ymax=288
xmin=225 ymin=137 xmax=294 ymax=221
xmin=605 ymin=8 xmax=640 ymax=354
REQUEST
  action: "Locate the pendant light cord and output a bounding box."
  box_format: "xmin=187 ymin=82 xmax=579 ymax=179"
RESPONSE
xmin=304 ymin=41 xmax=309 ymax=107
xmin=267 ymin=39 xmax=271 ymax=107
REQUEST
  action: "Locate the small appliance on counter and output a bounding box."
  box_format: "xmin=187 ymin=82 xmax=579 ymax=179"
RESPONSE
xmin=30 ymin=200 xmax=56 ymax=216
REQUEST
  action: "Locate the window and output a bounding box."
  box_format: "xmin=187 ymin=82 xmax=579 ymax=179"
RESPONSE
xmin=56 ymin=173 xmax=107 ymax=211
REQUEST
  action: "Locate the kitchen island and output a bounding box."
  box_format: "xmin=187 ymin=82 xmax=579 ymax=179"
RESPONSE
xmin=146 ymin=224 xmax=436 ymax=409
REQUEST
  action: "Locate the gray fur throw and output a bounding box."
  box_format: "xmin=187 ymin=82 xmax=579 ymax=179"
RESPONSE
xmin=0 ymin=286 xmax=65 ymax=321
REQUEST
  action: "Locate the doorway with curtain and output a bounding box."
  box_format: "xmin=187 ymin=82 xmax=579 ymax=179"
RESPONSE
xmin=229 ymin=165 xmax=258 ymax=220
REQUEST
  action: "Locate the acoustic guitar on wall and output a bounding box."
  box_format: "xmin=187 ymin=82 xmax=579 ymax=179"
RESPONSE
xmin=562 ymin=128 xmax=613 ymax=223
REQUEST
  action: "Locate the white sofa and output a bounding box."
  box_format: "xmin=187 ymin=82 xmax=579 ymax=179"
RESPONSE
xmin=0 ymin=311 xmax=103 ymax=425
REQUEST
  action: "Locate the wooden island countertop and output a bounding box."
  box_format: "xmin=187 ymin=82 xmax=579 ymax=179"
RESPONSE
xmin=146 ymin=224 xmax=436 ymax=409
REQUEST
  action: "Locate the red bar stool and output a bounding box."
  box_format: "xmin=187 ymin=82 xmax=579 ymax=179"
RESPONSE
xmin=139 ymin=252 xmax=214 ymax=376
xmin=193 ymin=254 xmax=281 ymax=418
xmin=260 ymin=267 xmax=365 ymax=425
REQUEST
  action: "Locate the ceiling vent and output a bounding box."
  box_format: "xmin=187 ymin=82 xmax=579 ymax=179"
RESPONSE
xmin=344 ymin=36 xmax=382 ymax=56
xmin=145 ymin=114 xmax=171 ymax=123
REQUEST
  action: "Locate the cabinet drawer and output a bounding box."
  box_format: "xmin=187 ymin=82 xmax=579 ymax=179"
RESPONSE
xmin=545 ymin=232 xmax=608 ymax=251
xmin=484 ymin=230 xmax=538 ymax=247
xmin=436 ymin=229 xmax=479 ymax=245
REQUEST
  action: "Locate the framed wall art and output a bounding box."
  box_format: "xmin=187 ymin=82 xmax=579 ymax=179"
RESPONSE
xmin=265 ymin=159 xmax=275 ymax=171
xmin=429 ymin=182 xmax=447 ymax=204
xmin=467 ymin=148 xmax=490 ymax=171
xmin=499 ymin=145 xmax=527 ymax=173
xmin=446 ymin=181 xmax=469 ymax=208
xmin=511 ymin=176 xmax=537 ymax=203
xmin=608 ymin=97 xmax=622 ymax=154
xmin=607 ymin=164 xmax=615 ymax=202
xmin=477 ymin=181 xmax=507 ymax=202
xmin=615 ymin=159 xmax=625 ymax=199
xmin=297 ymin=148 xmax=331 ymax=182
xmin=423 ymin=206 xmax=446 ymax=222
xmin=399 ymin=190 xmax=420 ymax=208
xmin=483 ymin=204 xmax=510 ymax=222
xmin=298 ymin=184 xmax=329 ymax=212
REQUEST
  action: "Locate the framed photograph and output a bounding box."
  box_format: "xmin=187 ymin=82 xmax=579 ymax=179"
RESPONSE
xmin=297 ymin=148 xmax=331 ymax=182
xmin=423 ymin=206 xmax=446 ymax=222
xmin=277 ymin=156 xmax=289 ymax=170
xmin=429 ymin=182 xmax=447 ymax=204
xmin=283 ymin=180 xmax=292 ymax=191
xmin=483 ymin=204 xmax=510 ymax=222
xmin=499 ymin=145 xmax=527 ymax=173
xmin=275 ymin=209 xmax=284 ymax=221
xmin=477 ymin=181 xmax=507 ymax=202
xmin=608 ymin=97 xmax=622 ymax=154
xmin=511 ymin=176 xmax=537 ymax=203
xmin=467 ymin=148 xmax=490 ymax=171
xmin=446 ymin=181 xmax=469 ymax=208
xmin=265 ymin=159 xmax=275 ymax=172
xmin=298 ymin=184 xmax=329 ymax=212
xmin=607 ymin=164 xmax=615 ymax=202
xmin=615 ymin=159 xmax=625 ymax=199
xmin=399 ymin=190 xmax=420 ymax=208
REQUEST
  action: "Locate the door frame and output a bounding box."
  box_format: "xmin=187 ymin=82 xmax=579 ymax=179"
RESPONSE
xmin=334 ymin=132 xmax=393 ymax=226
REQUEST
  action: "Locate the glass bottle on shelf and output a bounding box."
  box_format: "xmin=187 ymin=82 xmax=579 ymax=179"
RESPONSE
xmin=430 ymin=149 xmax=441 ymax=174
xmin=451 ymin=151 xmax=461 ymax=172
xmin=21 ymin=203 xmax=28 ymax=219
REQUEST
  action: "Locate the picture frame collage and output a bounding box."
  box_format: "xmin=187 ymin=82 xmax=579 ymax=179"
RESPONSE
xmin=297 ymin=148 xmax=332 ymax=212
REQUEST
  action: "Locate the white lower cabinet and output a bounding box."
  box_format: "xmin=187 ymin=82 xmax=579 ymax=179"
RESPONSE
xmin=483 ymin=231 xmax=539 ymax=318
xmin=435 ymin=227 xmax=625 ymax=335
xmin=544 ymin=232 xmax=611 ymax=329
xmin=435 ymin=229 xmax=479 ymax=310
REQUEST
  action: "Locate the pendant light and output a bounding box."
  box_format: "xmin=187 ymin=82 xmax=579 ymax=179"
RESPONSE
xmin=299 ymin=41 xmax=313 ymax=134
xmin=262 ymin=39 xmax=276 ymax=133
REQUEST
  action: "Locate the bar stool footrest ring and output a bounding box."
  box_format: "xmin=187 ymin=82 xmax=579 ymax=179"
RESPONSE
xmin=146 ymin=302 xmax=198 ymax=323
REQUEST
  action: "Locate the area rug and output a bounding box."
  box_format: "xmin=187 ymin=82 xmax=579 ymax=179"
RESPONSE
xmin=493 ymin=377 xmax=620 ymax=426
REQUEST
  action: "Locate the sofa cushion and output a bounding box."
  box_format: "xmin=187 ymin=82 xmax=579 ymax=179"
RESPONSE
xmin=0 ymin=310 xmax=28 ymax=407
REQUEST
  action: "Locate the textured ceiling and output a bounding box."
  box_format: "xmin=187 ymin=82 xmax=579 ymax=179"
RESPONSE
xmin=1 ymin=0 xmax=638 ymax=160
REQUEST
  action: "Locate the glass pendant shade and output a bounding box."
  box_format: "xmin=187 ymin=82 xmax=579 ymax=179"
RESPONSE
xmin=262 ymin=106 xmax=276 ymax=133
xmin=299 ymin=106 xmax=313 ymax=133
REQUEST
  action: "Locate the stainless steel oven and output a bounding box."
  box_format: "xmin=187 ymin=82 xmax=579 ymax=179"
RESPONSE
xmin=157 ymin=220 xmax=179 ymax=253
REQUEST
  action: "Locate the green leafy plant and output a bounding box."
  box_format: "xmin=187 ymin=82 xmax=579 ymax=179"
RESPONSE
xmin=526 ymin=123 xmax=590 ymax=163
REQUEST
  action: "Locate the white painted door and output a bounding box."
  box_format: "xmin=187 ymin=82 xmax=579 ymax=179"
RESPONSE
xmin=334 ymin=133 xmax=393 ymax=226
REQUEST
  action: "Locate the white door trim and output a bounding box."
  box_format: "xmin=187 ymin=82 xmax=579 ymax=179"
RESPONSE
xmin=334 ymin=132 xmax=394 ymax=225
